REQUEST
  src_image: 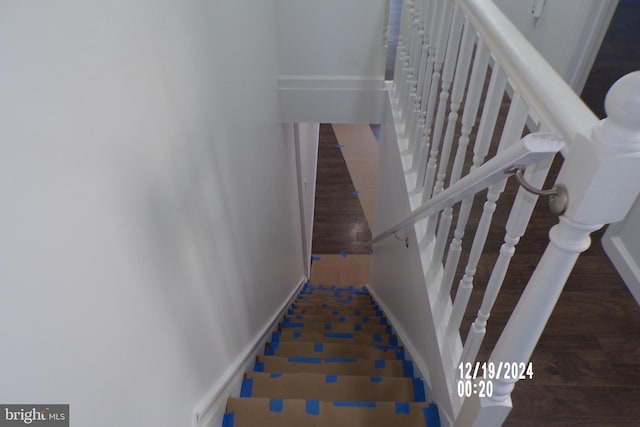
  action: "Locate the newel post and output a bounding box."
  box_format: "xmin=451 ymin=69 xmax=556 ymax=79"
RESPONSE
xmin=455 ymin=71 xmax=640 ymax=427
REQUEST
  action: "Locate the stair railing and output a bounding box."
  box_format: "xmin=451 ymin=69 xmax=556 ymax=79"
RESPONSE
xmin=367 ymin=132 xmax=564 ymax=247
xmin=382 ymin=0 xmax=640 ymax=425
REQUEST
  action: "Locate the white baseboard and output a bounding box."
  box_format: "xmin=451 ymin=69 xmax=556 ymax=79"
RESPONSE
xmin=193 ymin=276 xmax=306 ymax=427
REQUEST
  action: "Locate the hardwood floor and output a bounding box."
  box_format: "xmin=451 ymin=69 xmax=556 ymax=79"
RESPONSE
xmin=311 ymin=1 xmax=640 ymax=425
xmin=311 ymin=124 xmax=371 ymax=254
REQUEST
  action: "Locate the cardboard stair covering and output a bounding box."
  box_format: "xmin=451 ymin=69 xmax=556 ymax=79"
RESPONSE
xmin=223 ymin=283 xmax=441 ymax=427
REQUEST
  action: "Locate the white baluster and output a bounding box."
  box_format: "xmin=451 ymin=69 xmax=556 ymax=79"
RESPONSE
xmin=431 ymin=5 xmax=465 ymax=198
xmin=447 ymin=94 xmax=529 ymax=335
xmin=460 ymin=151 xmax=555 ymax=366
xmin=445 ymin=19 xmax=476 ymax=185
xmin=456 ymin=71 xmax=640 ymax=427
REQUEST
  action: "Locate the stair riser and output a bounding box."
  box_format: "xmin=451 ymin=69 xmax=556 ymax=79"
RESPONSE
xmin=275 ymin=331 xmax=398 ymax=346
xmin=255 ymin=356 xmax=414 ymax=377
xmin=266 ymin=341 xmax=404 ymax=361
xmin=242 ymin=373 xmax=425 ymax=402
xmin=284 ymin=315 xmax=388 ymax=325
xmin=288 ymin=307 xmax=382 ymax=316
xmin=280 ymin=323 xmax=392 ymax=334
xmin=225 ymin=398 xmax=437 ymax=427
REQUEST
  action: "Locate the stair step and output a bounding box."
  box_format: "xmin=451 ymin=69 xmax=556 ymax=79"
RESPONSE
xmin=300 ymin=287 xmax=369 ymax=294
xmin=292 ymin=300 xmax=378 ymax=309
xmin=281 ymin=322 xmax=391 ymax=334
xmin=225 ymin=398 xmax=439 ymax=427
xmin=255 ymin=355 xmax=414 ymax=377
xmin=296 ymin=294 xmax=373 ymax=303
xmin=241 ymin=372 xmax=425 ymax=402
xmin=288 ymin=306 xmax=382 ymax=316
xmin=303 ymin=284 xmax=365 ymax=291
xmin=284 ymin=314 xmax=388 ymax=325
xmin=266 ymin=341 xmax=404 ymax=360
xmin=275 ymin=330 xmax=398 ymax=346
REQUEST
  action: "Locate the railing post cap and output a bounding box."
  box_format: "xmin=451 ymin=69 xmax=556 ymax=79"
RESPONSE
xmin=597 ymin=71 xmax=640 ymax=152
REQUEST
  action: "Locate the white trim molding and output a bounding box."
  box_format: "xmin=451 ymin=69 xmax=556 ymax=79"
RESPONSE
xmin=193 ymin=277 xmax=306 ymax=427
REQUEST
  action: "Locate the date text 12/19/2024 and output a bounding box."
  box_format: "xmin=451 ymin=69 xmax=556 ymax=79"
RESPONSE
xmin=457 ymin=361 xmax=534 ymax=398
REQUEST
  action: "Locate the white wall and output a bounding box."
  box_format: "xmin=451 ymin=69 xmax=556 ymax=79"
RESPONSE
xmin=275 ymin=0 xmax=388 ymax=122
xmin=293 ymin=123 xmax=321 ymax=276
xmin=0 ymin=1 xmax=304 ymax=426
xmin=368 ymin=97 xmax=456 ymax=425
xmin=493 ymin=0 xmax=618 ymax=92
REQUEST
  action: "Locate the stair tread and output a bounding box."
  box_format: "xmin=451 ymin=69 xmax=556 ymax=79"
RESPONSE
xmin=275 ymin=330 xmax=398 ymax=346
xmin=226 ymin=397 xmax=437 ymax=427
xmin=243 ymin=372 xmax=424 ymax=402
xmin=281 ymin=322 xmax=391 ymax=334
xmin=288 ymin=307 xmax=381 ymax=316
xmin=267 ymin=341 xmax=404 ymax=360
xmin=291 ymin=301 xmax=378 ymax=309
xmin=223 ymin=283 xmax=440 ymax=426
xmin=284 ymin=314 xmax=387 ymax=325
xmin=255 ymin=355 xmax=414 ymax=377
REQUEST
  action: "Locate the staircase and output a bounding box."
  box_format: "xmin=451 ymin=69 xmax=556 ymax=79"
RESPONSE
xmin=223 ymin=283 xmax=441 ymax=426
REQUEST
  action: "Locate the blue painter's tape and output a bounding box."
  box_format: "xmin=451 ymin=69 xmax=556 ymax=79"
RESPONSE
xmin=264 ymin=344 xmax=275 ymax=356
xmin=306 ymin=400 xmax=320 ymax=416
xmin=240 ymin=378 xmax=253 ymax=398
xmin=311 ymin=256 xmax=321 ymax=261
xmin=422 ymin=405 xmax=441 ymax=427
xmin=325 ymin=357 xmax=357 ymax=363
xmin=339 ymin=250 xmax=348 ymax=258
xmin=332 ymin=309 xmax=338 ymax=315
xmin=352 ymin=190 xmax=360 ymax=196
xmin=254 ymin=361 xmax=265 ymax=372
xmin=395 ymin=402 xmax=410 ymax=415
xmin=354 ymin=309 xmax=361 ymax=315
xmin=362 ymin=316 xmax=370 ymax=323
xmin=339 ymin=316 xmax=346 ymax=323
xmin=370 ymin=376 xmax=383 ymax=383
xmin=390 ymin=336 xmax=398 ymax=346
xmin=270 ymin=373 xmax=282 ymax=378
xmin=396 ymin=349 xmax=406 ymax=360
xmin=269 ymin=399 xmax=284 ymax=413
xmin=281 ymin=321 xmax=304 ymax=328
xmin=379 ymin=318 xmax=387 ymax=325
xmin=222 ymin=412 xmax=235 ymax=427
xmin=322 ymin=303 xmax=328 ymax=308
xmin=302 ymin=308 xmax=308 ymax=314
xmin=325 ymin=375 xmax=338 ymax=383
xmin=336 ymin=144 xmax=344 ymax=149
xmin=324 ymin=323 xmax=332 ymax=331
xmin=287 ymin=309 xmax=294 ymax=315
xmin=413 ymin=378 xmax=426 ymax=402
xmin=373 ymin=333 xmax=382 ymax=342
xmin=293 ymin=331 xmax=302 ymax=338
xmin=354 ymin=324 xmax=362 ymax=331
xmin=375 ymin=359 xmax=386 ymax=369
xmin=296 ymin=315 xmax=303 ymax=320
xmin=333 ymin=401 xmax=376 ymax=408
xmin=385 ymin=326 xmax=392 ymax=334
xmin=325 ymin=332 xmax=353 ymax=339
xmin=314 ymin=343 xmax=324 ymax=353
xmin=288 ymin=356 xmax=322 ymax=364
xmin=403 ymin=360 xmax=414 ymax=378
xmin=271 ymin=331 xmax=281 ymax=345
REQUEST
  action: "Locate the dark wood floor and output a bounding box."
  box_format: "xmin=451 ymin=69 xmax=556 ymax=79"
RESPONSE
xmin=312 ymin=2 xmax=640 ymax=425
xmin=502 ymin=4 xmax=640 ymax=424
xmin=311 ymin=124 xmax=371 ymax=255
